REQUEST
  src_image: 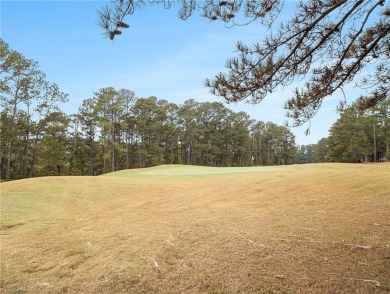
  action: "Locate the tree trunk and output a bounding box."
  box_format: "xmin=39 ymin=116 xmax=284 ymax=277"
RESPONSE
xmin=30 ymin=121 xmax=43 ymax=178
xmin=258 ymin=130 xmax=262 ymax=165
xmin=111 ymin=140 xmax=115 ymax=172
xmin=373 ymin=121 xmax=377 ymax=162
xmin=23 ymin=101 xmax=31 ymax=178
xmin=89 ymin=139 xmax=94 ymax=176
xmin=110 ymin=125 xmax=115 ymax=172
xmin=72 ymin=124 xmax=78 ymax=175
xmin=6 ymin=104 xmax=18 ymax=180
xmin=126 ymin=131 xmax=130 ymax=169
xmin=6 ymin=143 xmax=12 ymax=180
xmin=22 ymin=129 xmax=29 ymax=178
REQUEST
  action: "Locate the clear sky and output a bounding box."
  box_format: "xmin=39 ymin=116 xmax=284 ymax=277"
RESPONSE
xmin=0 ymin=0 xmax=369 ymax=145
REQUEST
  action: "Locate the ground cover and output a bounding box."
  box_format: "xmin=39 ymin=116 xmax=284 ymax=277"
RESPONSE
xmin=1 ymin=163 xmax=389 ymax=293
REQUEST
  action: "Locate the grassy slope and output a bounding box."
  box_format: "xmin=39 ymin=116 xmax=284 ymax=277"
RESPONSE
xmin=1 ymin=163 xmax=389 ymax=293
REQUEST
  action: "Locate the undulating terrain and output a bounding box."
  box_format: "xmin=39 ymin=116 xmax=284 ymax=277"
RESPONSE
xmin=1 ymin=163 xmax=389 ymax=293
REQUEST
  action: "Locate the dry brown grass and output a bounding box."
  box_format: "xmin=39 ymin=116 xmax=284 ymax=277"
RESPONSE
xmin=1 ymin=163 xmax=389 ymax=293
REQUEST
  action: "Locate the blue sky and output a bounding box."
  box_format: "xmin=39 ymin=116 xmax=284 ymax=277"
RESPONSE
xmin=0 ymin=0 xmax=367 ymax=144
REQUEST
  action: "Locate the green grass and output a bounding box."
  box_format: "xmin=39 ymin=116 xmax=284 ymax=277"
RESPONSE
xmin=103 ymin=164 xmax=296 ymax=179
xmin=1 ymin=163 xmax=389 ymax=293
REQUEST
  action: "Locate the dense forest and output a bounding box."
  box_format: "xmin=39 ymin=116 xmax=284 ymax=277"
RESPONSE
xmin=1 ymin=40 xmax=389 ymax=181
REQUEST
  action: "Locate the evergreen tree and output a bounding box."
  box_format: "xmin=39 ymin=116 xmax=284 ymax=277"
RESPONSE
xmin=327 ymin=98 xmax=389 ymax=163
xmin=0 ymin=40 xmax=68 ymax=180
xmin=314 ymin=138 xmax=329 ymax=163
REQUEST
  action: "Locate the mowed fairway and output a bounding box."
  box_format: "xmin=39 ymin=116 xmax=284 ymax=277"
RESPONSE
xmin=1 ymin=163 xmax=389 ymax=293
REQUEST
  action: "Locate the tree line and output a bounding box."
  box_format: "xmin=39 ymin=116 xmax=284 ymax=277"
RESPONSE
xmin=1 ymin=40 xmax=298 ymax=180
xmin=1 ymin=39 xmax=388 ymax=181
xmin=296 ymin=99 xmax=390 ymax=164
xmin=1 ymin=88 xmax=298 ymax=180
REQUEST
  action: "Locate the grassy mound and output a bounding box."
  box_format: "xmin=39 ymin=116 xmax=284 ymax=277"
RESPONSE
xmin=1 ymin=163 xmax=389 ymax=293
xmin=104 ymin=164 xmax=296 ymax=178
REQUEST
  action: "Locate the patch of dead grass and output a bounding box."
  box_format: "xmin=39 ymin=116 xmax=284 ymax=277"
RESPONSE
xmin=1 ymin=163 xmax=389 ymax=293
